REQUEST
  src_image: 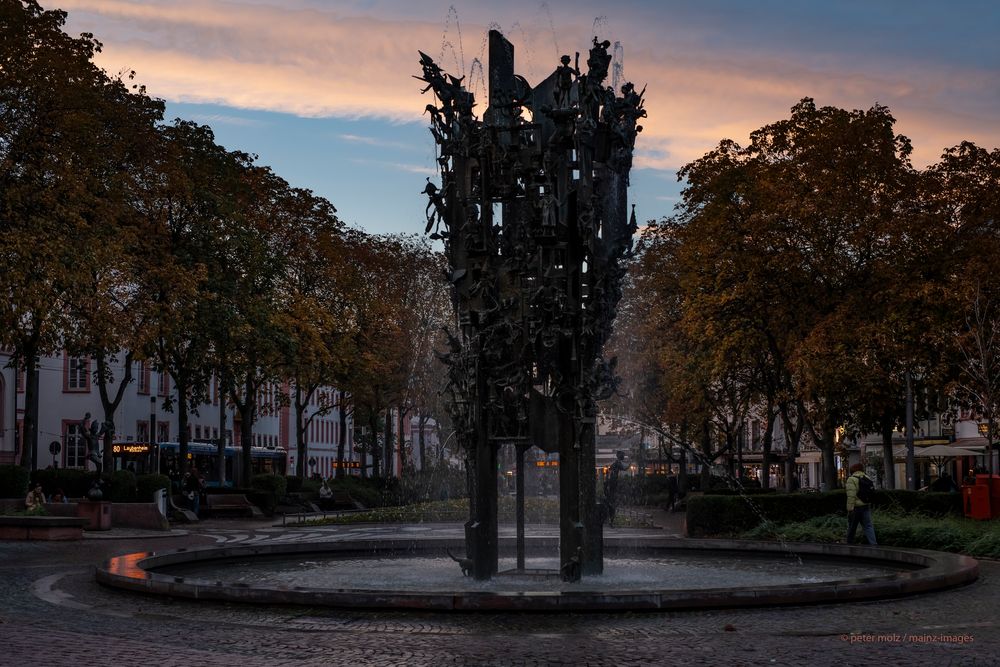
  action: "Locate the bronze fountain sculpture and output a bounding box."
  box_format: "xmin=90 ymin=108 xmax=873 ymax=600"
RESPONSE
xmin=419 ymin=31 xmax=645 ymax=581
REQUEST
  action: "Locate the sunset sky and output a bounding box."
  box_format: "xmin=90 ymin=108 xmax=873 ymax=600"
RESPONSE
xmin=58 ymin=0 xmax=1000 ymax=235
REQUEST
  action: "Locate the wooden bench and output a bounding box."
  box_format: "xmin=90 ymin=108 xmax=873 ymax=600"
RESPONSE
xmin=205 ymin=494 xmax=263 ymax=518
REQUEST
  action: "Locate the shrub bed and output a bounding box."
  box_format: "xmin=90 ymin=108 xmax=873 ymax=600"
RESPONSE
xmin=744 ymin=511 xmax=1000 ymax=559
xmin=686 ymin=490 xmax=961 ymax=537
xmin=250 ymin=474 xmax=287 ymax=514
xmin=0 ymin=465 xmax=30 ymax=498
xmin=105 ymin=470 xmax=137 ymax=502
xmin=136 ymin=474 xmax=171 ymax=502
xmin=31 ymin=468 xmax=94 ymax=498
xmin=326 ymin=477 xmax=395 ymax=509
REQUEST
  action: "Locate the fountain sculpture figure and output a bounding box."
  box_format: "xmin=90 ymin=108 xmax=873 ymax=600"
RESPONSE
xmin=418 ymin=30 xmax=645 ymax=581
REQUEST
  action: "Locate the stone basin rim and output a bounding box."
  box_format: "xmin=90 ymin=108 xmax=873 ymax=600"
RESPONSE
xmin=95 ymin=536 xmax=979 ymax=612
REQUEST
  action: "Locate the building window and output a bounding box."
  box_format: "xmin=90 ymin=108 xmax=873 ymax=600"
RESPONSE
xmin=137 ymin=361 xmax=150 ymax=395
xmin=16 ymin=368 xmax=25 ymax=393
xmin=158 ymin=372 xmax=169 ymax=397
xmin=64 ymin=354 xmax=90 ymax=392
xmin=156 ymin=422 xmax=169 ymax=444
xmin=137 ymin=420 xmax=150 ymax=442
xmin=195 ymin=425 xmax=202 ymax=440
xmin=65 ymin=423 xmax=87 ymax=469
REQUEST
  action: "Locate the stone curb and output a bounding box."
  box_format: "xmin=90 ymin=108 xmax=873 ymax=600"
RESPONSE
xmin=95 ymin=536 xmax=979 ymax=612
xmin=83 ymin=529 xmax=190 ymax=540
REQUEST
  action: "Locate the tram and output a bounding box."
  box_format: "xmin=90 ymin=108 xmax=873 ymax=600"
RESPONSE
xmin=112 ymin=441 xmax=287 ymax=486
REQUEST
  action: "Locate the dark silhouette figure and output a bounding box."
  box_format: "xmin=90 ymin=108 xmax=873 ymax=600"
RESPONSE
xmin=604 ymin=451 xmax=627 ymax=524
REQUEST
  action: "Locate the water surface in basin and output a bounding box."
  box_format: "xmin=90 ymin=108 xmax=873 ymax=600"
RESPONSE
xmin=157 ymin=554 xmax=900 ymax=592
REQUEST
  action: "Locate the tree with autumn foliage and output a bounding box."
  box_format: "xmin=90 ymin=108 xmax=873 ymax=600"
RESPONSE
xmin=617 ymin=98 xmax=951 ymax=490
xmin=136 ymin=120 xmax=255 ymax=473
xmin=0 ymin=0 xmax=165 ymax=468
xmin=927 ymin=143 xmax=1000 ymax=474
xmin=336 ymin=235 xmax=430 ymax=478
xmin=274 ymin=188 xmax=349 ymax=479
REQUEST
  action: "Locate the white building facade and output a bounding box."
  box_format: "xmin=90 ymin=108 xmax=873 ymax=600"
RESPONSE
xmin=0 ymin=350 xmax=356 ymax=481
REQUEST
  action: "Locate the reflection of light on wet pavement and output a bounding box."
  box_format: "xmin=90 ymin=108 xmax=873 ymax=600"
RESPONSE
xmin=105 ymin=552 xmax=153 ymax=579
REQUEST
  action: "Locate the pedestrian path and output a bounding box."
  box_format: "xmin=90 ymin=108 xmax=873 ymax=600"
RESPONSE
xmin=3 ymin=510 xmax=998 ymax=666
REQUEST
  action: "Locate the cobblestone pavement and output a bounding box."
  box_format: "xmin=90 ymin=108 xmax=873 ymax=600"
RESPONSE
xmin=1 ymin=517 xmax=997 ymax=666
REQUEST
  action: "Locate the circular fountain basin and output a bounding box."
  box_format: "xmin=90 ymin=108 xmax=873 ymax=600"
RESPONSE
xmin=96 ymin=536 xmax=979 ymax=612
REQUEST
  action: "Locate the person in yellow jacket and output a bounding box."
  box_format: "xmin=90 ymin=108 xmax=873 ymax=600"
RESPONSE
xmin=845 ymin=463 xmax=877 ymax=545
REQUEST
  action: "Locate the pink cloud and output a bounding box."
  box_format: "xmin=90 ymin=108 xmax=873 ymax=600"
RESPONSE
xmin=60 ymin=0 xmax=1000 ymax=171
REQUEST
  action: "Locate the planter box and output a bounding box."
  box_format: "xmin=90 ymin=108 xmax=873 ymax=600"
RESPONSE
xmin=76 ymin=500 xmax=112 ymax=531
xmin=0 ymin=515 xmax=87 ymax=541
xmin=111 ymin=502 xmax=169 ymax=531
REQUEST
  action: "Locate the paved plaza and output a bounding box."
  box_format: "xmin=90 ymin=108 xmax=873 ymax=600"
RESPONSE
xmin=1 ymin=514 xmax=997 ymax=667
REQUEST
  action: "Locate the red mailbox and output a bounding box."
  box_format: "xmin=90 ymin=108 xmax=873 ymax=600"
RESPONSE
xmin=975 ymin=475 xmax=1000 ymax=519
xmin=964 ymin=484 xmax=991 ymax=520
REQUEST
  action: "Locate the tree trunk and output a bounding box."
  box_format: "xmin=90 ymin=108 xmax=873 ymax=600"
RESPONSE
xmin=817 ymin=419 xmax=838 ymax=490
xmin=217 ymin=373 xmax=227 ymax=486
xmin=677 ymin=421 xmax=689 ymax=494
xmin=418 ymin=411 xmax=427 ymax=471
xmin=435 ymin=420 xmax=445 ymax=462
xmin=96 ymin=350 xmax=134 ymax=474
xmin=397 ymin=406 xmax=409 ymax=473
xmin=735 ymin=427 xmax=743 ymax=479
xmin=336 ymin=393 xmax=348 ymax=479
xmin=780 ymin=401 xmax=804 ymax=492
xmin=240 ymin=375 xmax=256 ymax=483
xmin=370 ymin=411 xmax=381 ymax=478
xmin=384 ymin=407 xmax=393 ymax=478
xmin=700 ymin=419 xmax=712 ymax=490
xmin=761 ymin=406 xmax=776 ymax=490
xmin=678 ymin=447 xmax=688 ymax=495
xmin=295 ymin=385 xmax=307 ymax=478
xmin=20 ymin=352 xmax=39 ymax=469
xmin=177 ymin=378 xmax=190 ymax=474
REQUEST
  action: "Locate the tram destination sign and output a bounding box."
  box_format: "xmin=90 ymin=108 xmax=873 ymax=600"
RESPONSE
xmin=113 ymin=444 xmax=151 ymax=455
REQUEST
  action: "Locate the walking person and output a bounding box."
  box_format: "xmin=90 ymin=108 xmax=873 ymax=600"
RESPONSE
xmin=183 ymin=470 xmax=203 ymax=517
xmin=604 ymin=451 xmax=627 ymax=524
xmin=846 ymin=463 xmax=877 ymax=545
xmin=666 ymin=475 xmax=679 ymax=512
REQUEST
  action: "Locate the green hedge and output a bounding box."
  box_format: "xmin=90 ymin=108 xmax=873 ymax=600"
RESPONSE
xmin=704 ymin=488 xmax=778 ymax=496
xmin=317 ymin=476 xmax=404 ymax=509
xmin=31 ymin=468 xmax=95 ymax=498
xmin=0 ymin=465 xmax=30 ymax=498
xmin=250 ymin=473 xmax=287 ymax=513
xmin=105 ymin=470 xmax=137 ymax=502
xmin=136 ymin=474 xmax=171 ymax=502
xmin=686 ymin=490 xmax=962 ymax=537
xmin=284 ymin=476 xmax=321 ymax=500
